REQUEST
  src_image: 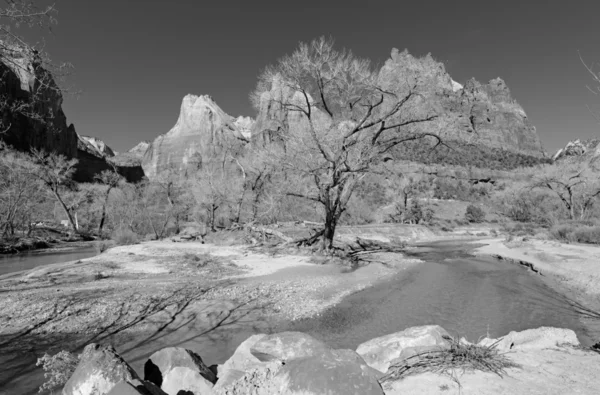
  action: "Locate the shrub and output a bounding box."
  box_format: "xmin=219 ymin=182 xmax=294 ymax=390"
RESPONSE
xmin=111 ymin=228 xmax=139 ymax=245
xmin=37 ymin=351 xmax=79 ymax=393
xmin=550 ymin=223 xmax=600 ymax=245
xmin=464 ymin=204 xmax=486 ymax=223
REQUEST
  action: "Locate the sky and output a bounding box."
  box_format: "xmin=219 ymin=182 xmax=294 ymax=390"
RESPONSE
xmin=23 ymin=0 xmax=600 ymax=153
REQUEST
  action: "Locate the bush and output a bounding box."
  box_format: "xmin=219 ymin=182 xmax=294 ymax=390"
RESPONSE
xmin=550 ymin=223 xmax=600 ymax=244
xmin=111 ymin=228 xmax=139 ymax=245
xmin=465 ymin=204 xmax=486 ymax=223
xmin=37 ymin=351 xmax=79 ymax=393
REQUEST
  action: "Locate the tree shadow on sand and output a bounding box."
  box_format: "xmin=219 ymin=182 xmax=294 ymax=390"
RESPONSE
xmin=0 ymin=281 xmax=275 ymax=394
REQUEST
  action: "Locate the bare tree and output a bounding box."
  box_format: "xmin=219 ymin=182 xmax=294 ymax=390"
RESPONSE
xmin=28 ymin=148 xmax=79 ymax=231
xmin=532 ymin=162 xmax=600 ymax=220
xmin=252 ymin=37 xmax=439 ymax=250
xmin=0 ymin=142 xmax=43 ymax=237
xmin=95 ymin=168 xmax=123 ymax=234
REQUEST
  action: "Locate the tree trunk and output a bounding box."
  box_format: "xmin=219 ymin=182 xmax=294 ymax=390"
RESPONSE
xmin=321 ymin=209 xmax=338 ymax=251
xmin=209 ymin=204 xmax=218 ymax=232
xmin=52 ymin=188 xmax=78 ymax=232
xmin=98 ymin=191 xmax=111 ymax=235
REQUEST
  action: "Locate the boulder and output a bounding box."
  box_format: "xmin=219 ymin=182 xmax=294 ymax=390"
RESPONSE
xmin=144 ymin=347 xmax=216 ymax=387
xmin=274 ymin=349 xmax=383 ymax=395
xmin=106 ymin=379 xmax=167 ymax=395
xmin=214 ymin=334 xmax=267 ymax=391
xmin=221 ymin=334 xmax=266 ymax=372
xmin=161 ymin=366 xmax=214 ymax=395
xmin=62 ymin=343 xmax=139 ymax=395
xmin=249 ymin=331 xmax=330 ymax=362
xmin=215 ymin=350 xmax=383 ymax=395
xmin=478 ymin=327 xmax=580 ymax=351
xmin=356 ymin=325 xmax=450 ymax=373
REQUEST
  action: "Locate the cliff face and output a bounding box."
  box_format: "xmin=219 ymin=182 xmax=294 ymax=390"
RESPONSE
xmin=0 ymin=45 xmax=78 ymax=157
xmin=378 ymin=49 xmax=545 ymax=157
xmin=142 ymin=95 xmax=249 ymax=179
xmin=78 ymin=135 xmax=115 ymax=157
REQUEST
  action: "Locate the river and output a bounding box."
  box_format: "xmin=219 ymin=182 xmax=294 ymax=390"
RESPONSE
xmin=0 ymin=245 xmax=101 ymax=276
xmin=284 ymin=241 xmax=595 ymax=347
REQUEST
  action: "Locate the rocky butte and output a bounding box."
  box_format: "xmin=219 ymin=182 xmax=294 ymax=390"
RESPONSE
xmin=142 ymin=94 xmax=252 ymax=179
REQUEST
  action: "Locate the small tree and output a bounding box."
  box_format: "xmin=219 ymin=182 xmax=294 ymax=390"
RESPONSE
xmin=465 ymin=204 xmax=486 ymax=223
xmin=252 ymin=37 xmax=439 ymax=250
xmin=95 ymin=168 xmax=123 ymax=234
xmin=532 ymin=163 xmax=600 ymax=220
xmin=28 ymin=149 xmax=79 ymax=231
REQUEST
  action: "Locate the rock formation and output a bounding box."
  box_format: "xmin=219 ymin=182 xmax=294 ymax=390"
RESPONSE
xmin=553 ymin=138 xmax=600 ymax=161
xmin=0 ymin=44 xmax=77 ymax=157
xmin=78 ymin=135 xmax=116 ymax=158
xmin=377 ymin=49 xmax=545 ymax=158
xmin=142 ymin=95 xmax=250 ymax=179
xmin=128 ymin=141 xmax=151 ymax=157
xmin=250 ymin=49 xmax=545 ymax=161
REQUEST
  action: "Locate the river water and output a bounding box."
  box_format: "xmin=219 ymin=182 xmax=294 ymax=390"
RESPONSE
xmin=284 ymin=241 xmax=595 ymax=347
xmin=0 ymin=245 xmax=100 ymax=276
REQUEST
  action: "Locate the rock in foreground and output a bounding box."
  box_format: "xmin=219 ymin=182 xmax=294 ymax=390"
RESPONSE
xmin=356 ymin=325 xmax=451 ymax=373
xmin=62 ymin=344 xmax=140 ymax=395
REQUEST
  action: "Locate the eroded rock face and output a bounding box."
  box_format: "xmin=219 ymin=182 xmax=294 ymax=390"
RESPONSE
xmin=62 ymin=343 xmax=139 ymax=395
xmin=378 ymin=49 xmax=545 ymax=158
xmin=356 ymin=325 xmax=451 ymax=373
xmin=78 ymin=135 xmax=116 ymax=158
xmin=552 ymin=139 xmax=600 ymax=161
xmin=128 ymin=141 xmax=151 ymax=157
xmin=142 ymin=95 xmax=250 ymax=179
xmin=0 ymin=45 xmax=77 ymax=157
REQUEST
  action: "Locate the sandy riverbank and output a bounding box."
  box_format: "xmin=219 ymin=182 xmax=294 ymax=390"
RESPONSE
xmin=474 ymin=237 xmax=600 ymax=297
xmin=0 ymin=239 xmax=420 ymax=394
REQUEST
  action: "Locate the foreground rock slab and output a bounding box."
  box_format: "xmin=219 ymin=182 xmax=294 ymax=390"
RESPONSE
xmin=62 ymin=344 xmax=139 ymax=395
xmin=356 ymin=325 xmax=451 ymax=373
xmin=249 ymin=331 xmax=330 ymax=362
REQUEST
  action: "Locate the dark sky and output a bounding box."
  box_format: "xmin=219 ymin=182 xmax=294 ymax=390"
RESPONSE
xmin=33 ymin=0 xmax=600 ymax=153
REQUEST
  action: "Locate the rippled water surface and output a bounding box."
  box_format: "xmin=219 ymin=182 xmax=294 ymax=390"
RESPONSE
xmin=285 ymin=241 xmax=594 ymax=347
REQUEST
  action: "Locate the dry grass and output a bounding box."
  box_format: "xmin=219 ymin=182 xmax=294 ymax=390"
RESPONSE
xmin=380 ymin=336 xmax=519 ymax=384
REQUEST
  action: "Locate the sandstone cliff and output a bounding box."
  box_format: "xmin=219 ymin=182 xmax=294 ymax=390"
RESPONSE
xmin=78 ymin=135 xmax=116 ymax=157
xmin=553 ymin=138 xmax=600 ymax=162
xmin=142 ymin=95 xmax=250 ymax=179
xmin=377 ymin=49 xmax=545 ymax=158
xmin=127 ymin=140 xmax=150 ymax=156
xmin=0 ymin=45 xmax=78 ymax=157
xmin=250 ymin=49 xmax=545 ymax=162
